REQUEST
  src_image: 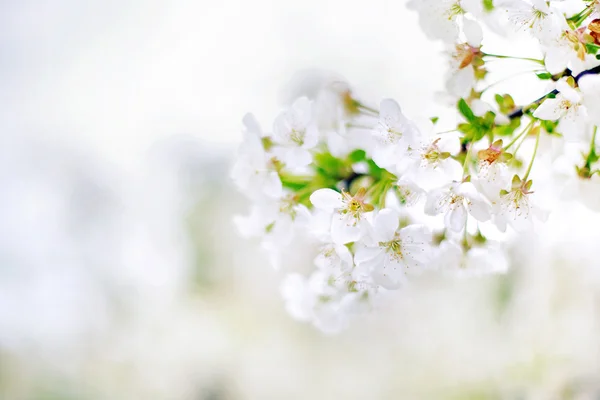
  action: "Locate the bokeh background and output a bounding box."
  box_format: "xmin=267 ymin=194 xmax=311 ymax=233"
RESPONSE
xmin=3 ymin=1 xmax=600 ymax=399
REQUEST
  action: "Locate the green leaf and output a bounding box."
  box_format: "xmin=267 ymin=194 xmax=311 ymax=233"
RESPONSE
xmin=483 ymin=0 xmax=494 ymax=11
xmin=535 ymin=72 xmax=553 ymax=80
xmin=494 ymin=94 xmax=504 ymax=106
xmin=457 ymin=99 xmax=476 ymax=122
xmin=540 ymin=119 xmax=559 ymax=135
xmin=313 ymin=152 xmax=347 ymax=178
xmin=585 ymin=43 xmax=600 ymax=55
xmin=347 ymin=149 xmax=366 ymax=163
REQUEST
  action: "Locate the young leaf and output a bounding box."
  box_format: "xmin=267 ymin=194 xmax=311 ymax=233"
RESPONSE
xmin=458 ymin=99 xmax=476 ymax=122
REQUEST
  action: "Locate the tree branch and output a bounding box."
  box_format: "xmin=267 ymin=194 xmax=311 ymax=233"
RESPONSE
xmin=508 ymin=65 xmax=600 ymax=120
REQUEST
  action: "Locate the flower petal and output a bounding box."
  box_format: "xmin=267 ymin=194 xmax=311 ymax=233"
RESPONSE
xmin=445 ymin=205 xmax=467 ymax=232
xmin=310 ymin=189 xmax=343 ymax=212
xmin=372 ymin=208 xmax=399 ymax=241
xmin=533 ymin=98 xmax=564 ymax=121
xmin=331 ymin=214 xmax=363 ymax=244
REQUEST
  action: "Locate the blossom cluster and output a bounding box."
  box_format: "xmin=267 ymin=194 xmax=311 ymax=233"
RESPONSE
xmin=232 ymin=0 xmax=600 ymax=332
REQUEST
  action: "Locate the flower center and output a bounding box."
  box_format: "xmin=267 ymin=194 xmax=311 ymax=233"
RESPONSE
xmin=421 ymin=139 xmax=450 ymax=167
xmin=279 ymin=196 xmax=299 ymax=219
xmin=560 ymin=99 xmax=574 ymax=111
xmin=478 ymin=147 xmax=502 ymax=165
xmin=289 ymin=128 xmax=305 ymax=145
xmin=340 ymin=189 xmax=374 ymax=221
xmin=445 ymin=2 xmax=465 ymax=19
xmin=380 ymin=237 xmax=405 ymax=261
xmin=386 ymin=127 xmax=403 ymax=144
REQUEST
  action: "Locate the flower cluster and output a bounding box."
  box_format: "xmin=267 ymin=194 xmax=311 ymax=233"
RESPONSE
xmin=232 ymin=0 xmax=600 ymax=332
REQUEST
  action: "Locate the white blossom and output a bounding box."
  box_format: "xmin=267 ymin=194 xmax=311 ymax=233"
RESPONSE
xmin=355 ymin=209 xmax=432 ymax=289
xmin=399 ymin=135 xmax=463 ymax=189
xmin=272 ymin=97 xmax=320 ymax=169
xmin=407 ymin=0 xmax=483 ymax=44
xmin=310 ymin=188 xmax=374 ymax=244
xmin=579 ymin=74 xmax=600 ymax=125
xmin=434 ymin=240 xmax=510 ymax=276
xmin=492 ymin=176 xmax=547 ymax=231
xmin=393 ymin=178 xmax=426 ymax=207
xmin=475 ymin=140 xmax=512 ymax=200
xmin=235 ymin=193 xmax=310 ymax=249
xmin=371 ymin=98 xmax=422 ymax=170
xmin=501 ymin=0 xmax=567 ymax=42
xmin=533 ymin=78 xmax=588 ymax=142
xmin=425 ymin=181 xmax=492 ymax=232
xmin=231 ymin=113 xmax=282 ymax=199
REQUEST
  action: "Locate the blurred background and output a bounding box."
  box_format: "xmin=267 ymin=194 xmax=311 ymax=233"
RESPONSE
xmin=2 ymin=1 xmax=600 ymax=399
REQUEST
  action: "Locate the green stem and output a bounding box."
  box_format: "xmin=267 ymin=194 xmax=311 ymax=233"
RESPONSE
xmin=462 ymin=143 xmax=472 ymax=176
xmin=356 ymin=102 xmax=379 ymax=115
xmin=523 ymin=126 xmax=541 ymax=181
xmin=434 ymin=129 xmax=458 ymax=135
xmin=587 ymin=126 xmax=597 ymax=162
xmin=582 ymin=125 xmax=598 ymax=173
xmin=346 ymin=122 xmax=375 ymax=130
xmin=482 ymin=53 xmax=545 ymax=65
xmin=568 ymin=4 xmax=594 ymax=27
xmin=504 ymin=119 xmax=535 ymax=151
xmin=462 ymin=222 xmax=469 ymax=247
xmin=480 ymin=70 xmax=545 ymax=94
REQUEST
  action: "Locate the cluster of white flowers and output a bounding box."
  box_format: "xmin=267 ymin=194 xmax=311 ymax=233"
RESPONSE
xmin=233 ymin=0 xmax=600 ymax=332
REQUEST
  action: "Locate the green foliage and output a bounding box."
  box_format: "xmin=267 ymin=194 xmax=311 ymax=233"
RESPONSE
xmin=540 ymin=119 xmax=559 ymax=135
xmin=494 ymin=117 xmax=521 ymax=137
xmin=347 ymin=149 xmax=367 ymax=163
xmin=483 ymin=0 xmax=494 ymax=11
xmin=458 ymin=110 xmax=496 ymax=142
xmin=313 ymin=151 xmax=350 ymax=179
xmin=457 ymin=99 xmax=476 ymax=122
xmin=494 ymin=93 xmax=516 ymax=114
xmin=585 ymin=43 xmax=600 ymax=55
xmin=535 ymin=72 xmax=553 ymax=80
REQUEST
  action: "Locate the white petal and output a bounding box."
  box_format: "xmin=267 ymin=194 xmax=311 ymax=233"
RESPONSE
xmin=445 ymin=205 xmax=467 ymax=232
xmin=446 ymin=66 xmax=476 ymax=98
xmin=354 ymin=246 xmax=383 ymax=264
xmin=463 ymin=18 xmax=483 ymax=47
xmin=291 ymin=96 xmax=313 ymax=125
xmin=557 ymin=79 xmax=581 ymax=103
xmin=302 ymin=124 xmax=320 ymax=149
xmin=580 ymin=75 xmax=600 ymax=124
xmin=467 ymin=196 xmax=491 ymax=222
xmin=544 ymin=47 xmax=569 ymax=75
xmin=372 ymin=144 xmax=399 ymax=170
xmin=242 ymin=112 xmax=262 ymax=136
xmin=272 ymin=112 xmax=291 ymax=143
xmin=533 ymin=98 xmax=564 ymax=120
xmin=373 ymin=260 xmax=406 ymax=289
xmin=263 ymin=171 xmax=283 ymax=198
xmin=331 ymin=214 xmax=363 ymax=244
xmin=439 ymin=158 xmax=463 ymax=182
xmin=310 ymin=189 xmax=343 ymax=211
xmin=456 ymin=181 xmax=478 ymax=197
xmin=335 ymin=244 xmax=354 ymax=266
xmin=380 ymin=98 xmax=402 ymax=120
xmin=424 ymin=187 xmax=447 ymax=216
xmin=559 ymin=107 xmax=588 ymax=142
xmin=372 ymin=208 xmax=399 ymax=241
xmin=283 ymin=147 xmax=312 ymax=169
xmin=399 ymin=224 xmax=431 ymax=246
